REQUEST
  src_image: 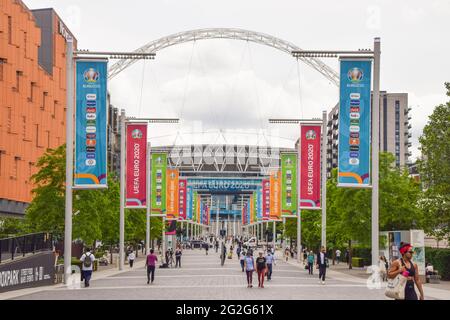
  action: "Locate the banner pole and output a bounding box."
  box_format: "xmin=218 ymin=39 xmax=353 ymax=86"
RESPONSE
xmin=297 ymin=146 xmax=301 ymax=263
xmin=64 ymin=38 xmax=74 ymax=283
xmin=146 ymin=142 xmax=151 ymax=254
xmin=321 ymin=110 xmax=327 ymax=249
xmin=119 ymin=112 xmax=126 ymax=270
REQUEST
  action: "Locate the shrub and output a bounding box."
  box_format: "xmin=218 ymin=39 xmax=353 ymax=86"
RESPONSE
xmin=425 ymin=247 xmax=450 ymax=281
xmin=352 ymin=257 xmax=364 ymax=268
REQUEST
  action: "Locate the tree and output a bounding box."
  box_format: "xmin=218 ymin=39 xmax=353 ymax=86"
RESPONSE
xmin=418 ymin=83 xmax=450 ymax=242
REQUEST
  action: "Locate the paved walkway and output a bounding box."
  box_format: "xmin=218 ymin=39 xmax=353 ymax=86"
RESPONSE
xmin=3 ymin=249 xmax=449 ymax=300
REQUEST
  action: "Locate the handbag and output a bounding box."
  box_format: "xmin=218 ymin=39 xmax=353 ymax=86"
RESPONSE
xmin=385 ymin=260 xmax=407 ymax=300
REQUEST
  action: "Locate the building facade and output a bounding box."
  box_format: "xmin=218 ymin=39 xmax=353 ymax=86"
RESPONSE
xmin=0 ymin=1 xmax=76 ymax=217
xmin=326 ymin=92 xmax=412 ymax=177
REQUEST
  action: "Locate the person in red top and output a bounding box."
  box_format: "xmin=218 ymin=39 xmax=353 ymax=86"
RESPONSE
xmin=146 ymin=249 xmax=158 ymax=284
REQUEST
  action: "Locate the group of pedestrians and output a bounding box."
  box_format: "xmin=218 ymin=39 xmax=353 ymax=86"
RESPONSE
xmin=239 ymin=248 xmax=276 ymax=288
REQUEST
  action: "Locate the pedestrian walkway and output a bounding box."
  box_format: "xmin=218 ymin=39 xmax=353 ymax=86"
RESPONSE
xmin=4 ymin=249 xmax=446 ymax=300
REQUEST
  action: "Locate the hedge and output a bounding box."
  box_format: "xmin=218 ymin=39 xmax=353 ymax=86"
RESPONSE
xmin=425 ymin=247 xmax=450 ymax=281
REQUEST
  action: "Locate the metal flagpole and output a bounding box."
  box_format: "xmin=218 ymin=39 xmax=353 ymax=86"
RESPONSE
xmin=297 ymin=144 xmax=301 ymax=263
xmin=372 ymin=38 xmax=381 ymax=266
xmin=321 ymin=110 xmax=327 ymax=248
xmin=272 ymin=221 xmax=276 ymax=251
xmin=64 ymin=38 xmax=74 ymax=283
xmin=146 ymin=142 xmax=151 ymax=254
xmin=119 ymin=111 xmax=126 ymax=270
xmin=216 ymin=197 xmax=220 ymax=236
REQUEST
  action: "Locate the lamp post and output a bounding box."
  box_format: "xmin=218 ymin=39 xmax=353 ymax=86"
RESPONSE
xmin=292 ymin=38 xmax=380 ymax=268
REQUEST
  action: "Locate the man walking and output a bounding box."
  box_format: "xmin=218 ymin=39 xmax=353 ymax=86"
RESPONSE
xmin=335 ymin=249 xmax=341 ymax=264
xmin=265 ymin=250 xmax=275 ymax=281
xmin=175 ymin=247 xmax=182 ymax=268
xmin=316 ymin=246 xmax=328 ymax=285
xmin=80 ymin=248 xmax=95 ymax=288
xmin=128 ymin=249 xmax=136 ymax=268
xmin=146 ymin=249 xmax=158 ymax=284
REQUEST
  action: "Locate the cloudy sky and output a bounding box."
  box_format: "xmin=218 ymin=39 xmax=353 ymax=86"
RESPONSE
xmin=25 ymin=0 xmax=450 ymax=161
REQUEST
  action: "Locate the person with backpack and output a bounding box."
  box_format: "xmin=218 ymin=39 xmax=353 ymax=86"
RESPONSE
xmin=128 ymin=249 xmax=136 ymax=268
xmin=146 ymin=249 xmax=158 ymax=284
xmin=80 ymin=248 xmax=95 ymax=288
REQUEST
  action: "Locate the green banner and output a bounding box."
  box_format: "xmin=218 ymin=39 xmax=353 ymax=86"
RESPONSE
xmin=192 ymin=191 xmax=197 ymax=223
xmin=281 ymin=153 xmax=297 ymax=216
xmin=151 ymin=153 xmax=167 ymax=215
xmin=253 ymin=191 xmax=258 ymax=222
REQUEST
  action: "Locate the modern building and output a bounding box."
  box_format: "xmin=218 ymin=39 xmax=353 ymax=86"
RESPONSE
xmin=0 ymin=1 xmax=77 ymax=217
xmin=326 ymin=92 xmax=412 ymax=177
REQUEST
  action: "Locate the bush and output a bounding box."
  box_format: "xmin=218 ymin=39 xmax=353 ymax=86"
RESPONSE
xmin=425 ymin=247 xmax=450 ymax=281
xmin=352 ymin=257 xmax=364 ymax=268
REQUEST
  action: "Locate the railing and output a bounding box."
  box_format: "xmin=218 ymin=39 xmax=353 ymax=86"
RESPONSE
xmin=0 ymin=232 xmax=53 ymax=264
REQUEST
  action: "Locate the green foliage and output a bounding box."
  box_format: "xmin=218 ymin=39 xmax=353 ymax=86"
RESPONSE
xmin=425 ymin=247 xmax=450 ymax=281
xmin=23 ymin=144 xmax=160 ymax=247
xmin=418 ymin=83 xmax=450 ymax=242
xmin=352 ymin=257 xmax=364 ymax=268
xmin=0 ymin=217 xmax=27 ymax=238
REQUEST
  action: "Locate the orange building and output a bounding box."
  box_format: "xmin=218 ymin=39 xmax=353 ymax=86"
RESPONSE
xmin=0 ymin=0 xmax=76 ymax=216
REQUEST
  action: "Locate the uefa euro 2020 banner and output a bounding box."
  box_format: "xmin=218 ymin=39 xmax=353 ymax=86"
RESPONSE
xmin=151 ymin=153 xmax=167 ymax=215
xmin=74 ymin=59 xmax=108 ymax=188
xmin=269 ymin=170 xmax=282 ymax=221
xmin=178 ymin=179 xmax=187 ymax=220
xmin=338 ymin=59 xmax=372 ymax=188
xmin=125 ymin=123 xmax=147 ymax=208
xmin=262 ymin=179 xmax=270 ymax=221
xmin=166 ymin=169 xmax=179 ymax=220
xmin=281 ymin=153 xmax=297 ymax=216
xmin=299 ymin=124 xmax=321 ymax=209
xmin=186 ymin=186 xmax=193 ymax=221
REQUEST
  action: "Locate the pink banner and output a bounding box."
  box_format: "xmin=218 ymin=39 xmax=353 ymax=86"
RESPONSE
xmin=262 ymin=179 xmax=270 ymax=220
xmin=126 ymin=123 xmax=147 ymax=208
xmin=299 ymin=124 xmax=321 ymax=209
xmin=178 ymin=179 xmax=187 ymax=220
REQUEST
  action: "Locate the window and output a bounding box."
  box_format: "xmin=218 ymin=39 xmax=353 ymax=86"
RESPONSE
xmin=12 ymin=156 xmax=21 ymax=180
xmin=41 ymin=92 xmax=48 ymax=110
xmin=24 ymin=32 xmax=27 ymax=56
xmin=29 ymin=82 xmax=36 ymax=101
xmin=28 ymin=162 xmax=34 ymax=182
xmin=46 ymin=130 xmax=50 ymax=148
xmin=7 ymin=107 xmax=12 ymax=133
xmin=8 ymin=16 xmax=12 ymax=44
xmin=0 ymin=59 xmax=6 ymax=81
xmin=15 ymin=71 xmax=22 ymax=91
xmin=0 ymin=150 xmax=5 ymax=176
xmin=53 ymin=100 xmax=58 ymax=118
xmin=35 ymin=124 xmax=39 ymax=147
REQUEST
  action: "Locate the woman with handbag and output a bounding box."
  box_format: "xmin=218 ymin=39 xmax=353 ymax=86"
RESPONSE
xmin=244 ymin=251 xmax=255 ymax=288
xmin=387 ymin=243 xmax=424 ymax=300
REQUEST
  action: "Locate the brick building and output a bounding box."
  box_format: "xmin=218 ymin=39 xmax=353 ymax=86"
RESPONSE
xmin=0 ymin=1 xmax=76 ymax=216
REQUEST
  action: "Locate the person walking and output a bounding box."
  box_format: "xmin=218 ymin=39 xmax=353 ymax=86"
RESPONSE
xmin=255 ymin=252 xmax=267 ymax=288
xmin=128 ymin=249 xmax=136 ymax=268
xmin=205 ymin=242 xmax=209 ymax=255
xmin=387 ymin=243 xmax=424 ymax=300
xmin=145 ymin=249 xmax=158 ymax=284
xmin=175 ymin=247 xmax=182 ymax=268
xmin=285 ymin=247 xmax=290 ymax=262
xmin=378 ymin=256 xmax=387 ymax=282
xmin=244 ymin=252 xmax=255 ymax=288
xmin=215 ymin=240 xmax=219 ymax=253
xmin=303 ymin=248 xmax=308 ymax=265
xmin=221 ymin=243 xmax=227 ymax=266
xmin=80 ymin=248 xmax=95 ymax=288
xmin=335 ymin=249 xmax=341 ymax=264
xmin=307 ymin=251 xmax=315 ymax=275
xmin=265 ymin=250 xmax=275 ymax=281
xmin=316 ymin=246 xmax=328 ymax=285
xmin=240 ymin=250 xmax=246 ymax=272
xmin=236 ymin=246 xmax=241 ymax=260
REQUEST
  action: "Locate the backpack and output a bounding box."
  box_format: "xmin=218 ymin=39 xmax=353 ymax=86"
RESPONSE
xmin=83 ymin=253 xmax=92 ymax=268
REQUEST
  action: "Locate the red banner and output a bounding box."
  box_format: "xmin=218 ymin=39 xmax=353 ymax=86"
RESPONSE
xmin=299 ymin=124 xmax=321 ymax=209
xmin=125 ymin=123 xmax=147 ymax=208
xmin=262 ymin=179 xmax=270 ymax=220
xmin=178 ymin=179 xmax=187 ymax=220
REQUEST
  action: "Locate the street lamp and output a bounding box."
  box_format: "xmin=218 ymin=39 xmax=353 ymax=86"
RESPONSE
xmin=64 ymin=44 xmax=156 ymax=283
xmin=291 ymin=38 xmax=381 ymax=269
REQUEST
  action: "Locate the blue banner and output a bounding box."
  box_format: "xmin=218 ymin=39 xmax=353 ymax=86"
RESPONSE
xmin=186 ymin=186 xmax=193 ymax=220
xmin=257 ymin=187 xmax=262 ymax=220
xmin=338 ymin=59 xmax=372 ymax=187
xmin=74 ymin=60 xmax=108 ymax=188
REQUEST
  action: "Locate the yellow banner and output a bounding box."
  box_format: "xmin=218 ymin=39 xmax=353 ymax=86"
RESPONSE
xmin=270 ymin=170 xmax=282 ymax=221
xmin=166 ymin=169 xmax=179 ymax=220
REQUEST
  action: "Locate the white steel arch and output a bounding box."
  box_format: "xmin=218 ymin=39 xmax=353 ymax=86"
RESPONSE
xmin=108 ymin=28 xmax=339 ymax=85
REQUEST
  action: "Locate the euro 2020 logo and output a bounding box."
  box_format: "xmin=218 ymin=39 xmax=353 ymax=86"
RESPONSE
xmin=131 ymin=129 xmax=143 ymax=139
xmin=305 ymin=130 xmax=316 ymax=140
xmin=83 ymin=68 xmax=99 ymax=83
xmin=348 ymin=67 xmax=363 ymax=83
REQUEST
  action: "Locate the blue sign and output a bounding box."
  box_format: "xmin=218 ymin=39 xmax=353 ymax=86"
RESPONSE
xmin=74 ymin=60 xmax=108 ymax=188
xmin=338 ymin=59 xmax=372 ymax=187
xmin=186 ymin=186 xmax=193 ymax=220
xmin=187 ymin=178 xmax=262 ymax=191
xmin=257 ymin=187 xmax=262 ymax=219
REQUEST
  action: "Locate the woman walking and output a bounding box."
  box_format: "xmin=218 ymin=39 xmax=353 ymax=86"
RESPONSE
xmin=244 ymin=252 xmax=255 ymax=288
xmin=240 ymin=251 xmax=246 ymax=272
xmin=307 ymin=251 xmax=315 ymax=275
xmin=387 ymin=243 xmax=424 ymax=300
xmin=255 ymin=252 xmax=267 ymax=288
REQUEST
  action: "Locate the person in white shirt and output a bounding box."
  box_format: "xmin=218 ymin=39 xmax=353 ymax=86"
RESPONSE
xmin=128 ymin=250 xmax=136 ymax=268
xmin=80 ymin=248 xmax=96 ymax=287
xmin=335 ymin=249 xmax=341 ymax=264
xmin=265 ymin=250 xmax=276 ymax=281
